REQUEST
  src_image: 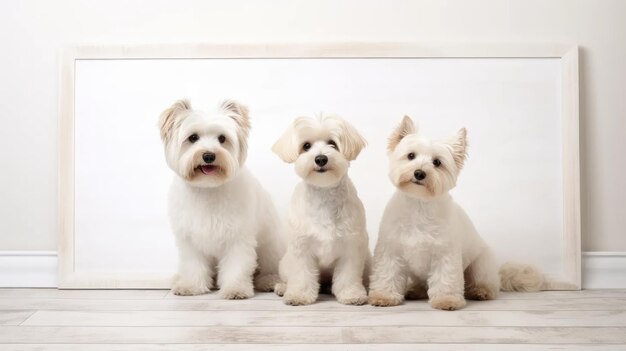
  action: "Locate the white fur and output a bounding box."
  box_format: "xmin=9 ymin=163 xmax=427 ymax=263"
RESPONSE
xmin=272 ymin=114 xmax=371 ymax=305
xmin=499 ymin=262 xmax=545 ymax=292
xmin=369 ymin=116 xmax=543 ymax=310
xmin=159 ymin=99 xmax=284 ymax=299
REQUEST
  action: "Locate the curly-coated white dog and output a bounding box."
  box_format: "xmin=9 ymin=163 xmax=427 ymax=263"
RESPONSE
xmin=272 ymin=114 xmax=371 ymax=306
xmin=158 ymin=99 xmax=284 ymax=298
xmin=368 ymin=116 xmax=543 ymax=310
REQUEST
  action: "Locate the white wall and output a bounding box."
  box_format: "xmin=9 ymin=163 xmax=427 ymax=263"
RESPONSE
xmin=0 ymin=0 xmax=624 ymax=252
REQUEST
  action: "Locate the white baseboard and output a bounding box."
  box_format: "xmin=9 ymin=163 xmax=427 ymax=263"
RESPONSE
xmin=0 ymin=250 xmax=624 ymax=289
xmin=0 ymin=251 xmax=57 ymax=288
xmin=582 ymin=251 xmax=626 ymax=289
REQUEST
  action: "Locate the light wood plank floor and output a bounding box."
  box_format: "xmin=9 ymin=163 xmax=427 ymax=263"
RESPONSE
xmin=0 ymin=289 xmax=625 ymax=350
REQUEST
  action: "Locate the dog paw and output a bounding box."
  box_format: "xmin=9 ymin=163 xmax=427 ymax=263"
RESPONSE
xmin=336 ymin=286 xmax=368 ymax=305
xmin=465 ymin=285 xmax=497 ymax=300
xmin=219 ymin=286 xmax=254 ymax=300
xmin=283 ymin=291 xmax=317 ymax=306
xmin=368 ymin=290 xmax=404 ymax=307
xmin=274 ymin=282 xmax=287 ymax=296
xmin=430 ymin=295 xmax=466 ymax=310
xmin=222 ymin=291 xmax=252 ymax=299
xmin=171 ymin=283 xmax=210 ymax=296
xmin=254 ymin=274 xmax=281 ymax=292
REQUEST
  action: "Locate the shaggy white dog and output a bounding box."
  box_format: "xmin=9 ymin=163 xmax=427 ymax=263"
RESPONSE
xmin=158 ymin=99 xmax=284 ymax=298
xmin=368 ymin=116 xmax=543 ymax=310
xmin=272 ymin=114 xmax=371 ymax=305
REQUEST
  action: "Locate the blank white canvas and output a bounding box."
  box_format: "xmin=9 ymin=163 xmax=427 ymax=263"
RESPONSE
xmin=73 ymin=58 xmax=563 ymax=282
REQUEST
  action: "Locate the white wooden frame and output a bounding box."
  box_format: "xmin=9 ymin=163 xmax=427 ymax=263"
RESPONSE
xmin=58 ymin=43 xmax=580 ymax=289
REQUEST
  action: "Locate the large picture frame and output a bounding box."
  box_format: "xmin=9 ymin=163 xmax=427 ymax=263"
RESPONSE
xmin=58 ymin=43 xmax=580 ymax=289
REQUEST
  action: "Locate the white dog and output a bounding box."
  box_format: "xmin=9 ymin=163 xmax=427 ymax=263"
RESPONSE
xmin=271 ymin=114 xmax=371 ymax=305
xmin=368 ymin=116 xmax=543 ymax=310
xmin=158 ymin=99 xmax=284 ymax=298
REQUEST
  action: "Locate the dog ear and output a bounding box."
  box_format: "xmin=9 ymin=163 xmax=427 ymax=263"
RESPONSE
xmin=336 ymin=118 xmax=367 ymax=161
xmin=272 ymin=121 xmax=299 ymax=163
xmin=159 ymin=99 xmax=191 ymax=142
xmin=388 ymin=115 xmax=417 ymax=152
xmin=220 ymin=100 xmax=251 ymax=164
xmin=447 ymin=128 xmax=468 ymax=170
xmin=220 ymin=99 xmax=251 ymax=138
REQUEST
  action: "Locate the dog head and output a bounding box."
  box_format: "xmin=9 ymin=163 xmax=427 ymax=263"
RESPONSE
xmin=387 ymin=116 xmax=467 ymax=199
xmin=158 ymin=99 xmax=250 ymax=188
xmin=272 ymin=114 xmax=366 ymax=187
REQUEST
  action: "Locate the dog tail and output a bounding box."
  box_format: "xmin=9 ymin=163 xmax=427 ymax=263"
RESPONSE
xmin=499 ymin=262 xmax=545 ymax=292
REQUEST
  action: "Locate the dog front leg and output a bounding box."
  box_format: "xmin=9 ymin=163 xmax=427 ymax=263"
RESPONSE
xmin=427 ymin=249 xmax=466 ymax=310
xmin=282 ymin=249 xmax=320 ymax=306
xmin=368 ymin=245 xmax=407 ymax=307
xmin=217 ymin=243 xmax=256 ymax=299
xmin=171 ymin=239 xmax=213 ymax=296
xmin=332 ymin=245 xmax=368 ymax=305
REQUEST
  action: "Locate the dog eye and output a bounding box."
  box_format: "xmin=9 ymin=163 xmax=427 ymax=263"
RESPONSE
xmin=302 ymin=142 xmax=311 ymax=151
xmin=407 ymin=152 xmax=415 ymax=160
xmin=188 ymin=134 xmax=199 ymax=143
xmin=433 ymin=158 xmax=442 ymax=167
xmin=328 ymin=140 xmax=338 ymax=149
xmin=218 ymin=135 xmax=226 ymax=144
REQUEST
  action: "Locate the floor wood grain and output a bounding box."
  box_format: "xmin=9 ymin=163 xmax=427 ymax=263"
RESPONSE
xmin=0 ymin=289 xmax=624 ymax=348
xmin=2 ymin=345 xmax=626 ymax=351
xmin=0 ymin=289 xmax=168 ymax=300
xmin=1 ymin=296 xmax=625 ymax=311
xmin=21 ymin=310 xmax=626 ymax=327
xmin=1 ymin=326 xmax=626 ymax=344
xmin=0 ymin=311 xmax=34 ymax=326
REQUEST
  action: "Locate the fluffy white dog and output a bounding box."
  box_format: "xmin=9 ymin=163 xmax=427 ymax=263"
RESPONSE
xmin=272 ymin=114 xmax=371 ymax=305
xmin=368 ymin=116 xmax=543 ymax=310
xmin=158 ymin=99 xmax=284 ymax=298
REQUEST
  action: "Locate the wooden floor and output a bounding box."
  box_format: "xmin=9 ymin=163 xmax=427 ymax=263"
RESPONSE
xmin=0 ymin=289 xmax=625 ymax=350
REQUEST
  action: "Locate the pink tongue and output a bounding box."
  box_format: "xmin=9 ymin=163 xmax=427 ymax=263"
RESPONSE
xmin=200 ymin=165 xmax=216 ymax=174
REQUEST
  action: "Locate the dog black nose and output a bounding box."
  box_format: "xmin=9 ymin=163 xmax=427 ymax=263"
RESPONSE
xmin=315 ymin=155 xmax=328 ymax=167
xmin=414 ymin=169 xmax=427 ymax=181
xmin=202 ymin=152 xmax=216 ymax=164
